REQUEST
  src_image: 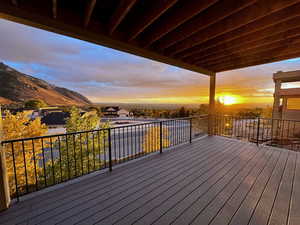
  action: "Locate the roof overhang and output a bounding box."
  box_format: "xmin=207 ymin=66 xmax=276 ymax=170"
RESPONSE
xmin=1 ymin=0 xmax=300 ymax=76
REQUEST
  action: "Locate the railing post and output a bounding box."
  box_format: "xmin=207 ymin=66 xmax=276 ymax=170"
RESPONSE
xmin=108 ymin=128 xmax=112 ymax=171
xmin=256 ymin=117 xmax=260 ymax=146
xmin=0 ymin=106 xmax=11 ymax=211
xmin=160 ymin=121 xmax=163 ymax=153
xmin=189 ymin=118 xmax=192 ymax=143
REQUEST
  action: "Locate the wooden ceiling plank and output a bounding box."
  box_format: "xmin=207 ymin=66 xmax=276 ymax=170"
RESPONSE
xmin=52 ymin=0 xmax=57 ymax=19
xmin=128 ymin=0 xmax=178 ymax=41
xmin=154 ymin=0 xmax=257 ymax=50
xmin=201 ymin=36 xmax=300 ymax=67
xmin=207 ymin=42 xmax=300 ymax=71
xmin=166 ymin=0 xmax=300 ymax=56
xmin=109 ymin=0 xmax=137 ymax=34
xmin=192 ymin=19 xmax=300 ymax=64
xmin=84 ymin=0 xmax=97 ymax=28
xmin=211 ymin=51 xmax=300 ymax=72
xmin=141 ymin=0 xmax=219 ymax=47
xmin=177 ymin=2 xmax=300 ymax=59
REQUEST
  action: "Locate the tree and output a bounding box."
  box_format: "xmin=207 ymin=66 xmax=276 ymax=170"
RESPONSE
xmin=24 ymin=99 xmax=47 ymax=109
xmin=143 ymin=125 xmax=170 ymax=153
xmin=46 ymin=107 xmax=109 ymax=183
xmin=178 ymin=107 xmax=186 ymax=117
xmin=2 ymin=110 xmax=48 ymax=196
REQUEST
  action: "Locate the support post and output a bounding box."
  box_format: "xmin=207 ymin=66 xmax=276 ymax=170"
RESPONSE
xmin=0 ymin=106 xmax=10 ymax=211
xmin=208 ymin=73 xmax=216 ymax=135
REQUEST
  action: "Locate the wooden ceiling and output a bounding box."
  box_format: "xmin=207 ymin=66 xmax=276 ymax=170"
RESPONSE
xmin=1 ymin=0 xmax=300 ymax=76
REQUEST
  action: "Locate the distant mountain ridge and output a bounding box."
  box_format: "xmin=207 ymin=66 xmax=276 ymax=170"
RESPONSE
xmin=0 ymin=62 xmax=91 ymax=106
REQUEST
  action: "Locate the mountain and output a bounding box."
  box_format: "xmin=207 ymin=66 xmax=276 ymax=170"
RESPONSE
xmin=0 ymin=62 xmax=91 ymax=106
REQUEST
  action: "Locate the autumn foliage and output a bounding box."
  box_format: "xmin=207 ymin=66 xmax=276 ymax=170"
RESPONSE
xmin=143 ymin=125 xmax=170 ymax=153
xmin=2 ymin=110 xmax=48 ymax=196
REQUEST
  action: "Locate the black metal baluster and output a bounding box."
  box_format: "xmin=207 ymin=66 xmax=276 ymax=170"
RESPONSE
xmin=11 ymin=142 xmax=19 ymax=201
xmin=103 ymin=130 xmax=107 ymax=168
xmin=79 ymin=133 xmax=84 ymax=175
xmin=41 ymin=138 xmax=47 ymax=187
xmin=72 ymin=134 xmax=77 ymax=176
xmin=108 ymin=128 xmax=112 ymax=171
xmin=57 ymin=136 xmax=63 ymax=182
xmin=31 ymin=140 xmax=38 ymax=191
xmin=97 ymin=130 xmax=101 ymax=169
xmin=85 ymin=132 xmax=89 ymax=173
xmin=21 ymin=140 xmax=29 ymax=193
xmin=65 ymin=135 xmax=71 ymax=178
xmin=122 ymin=127 xmax=125 ymax=160
xmin=92 ymin=132 xmax=96 ymax=170
xmin=49 ymin=137 xmax=55 ymax=184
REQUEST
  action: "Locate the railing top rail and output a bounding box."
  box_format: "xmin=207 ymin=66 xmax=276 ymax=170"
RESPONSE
xmin=215 ymin=114 xmax=300 ymax=123
xmin=1 ymin=117 xmax=197 ymax=145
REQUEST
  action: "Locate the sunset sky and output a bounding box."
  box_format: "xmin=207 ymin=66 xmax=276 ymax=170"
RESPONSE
xmin=1 ymin=18 xmax=300 ymax=106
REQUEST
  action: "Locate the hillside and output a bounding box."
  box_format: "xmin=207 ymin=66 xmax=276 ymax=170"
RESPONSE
xmin=0 ymin=62 xmax=91 ymax=106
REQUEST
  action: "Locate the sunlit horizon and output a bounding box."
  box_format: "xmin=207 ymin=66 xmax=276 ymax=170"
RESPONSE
xmin=1 ymin=18 xmax=300 ymax=107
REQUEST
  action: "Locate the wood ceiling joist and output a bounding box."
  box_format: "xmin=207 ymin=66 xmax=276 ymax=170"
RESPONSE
xmin=140 ymin=0 xmax=219 ymax=48
xmin=127 ymin=0 xmax=178 ymax=41
xmin=153 ymin=0 xmax=257 ymax=50
xmin=209 ymin=51 xmax=300 ymax=72
xmin=84 ymin=0 xmax=97 ymax=28
xmin=201 ymin=36 xmax=300 ymax=67
xmin=109 ymin=0 xmax=137 ymax=34
xmin=166 ymin=0 xmax=300 ymax=56
xmin=206 ymin=42 xmax=300 ymax=72
xmin=52 ymin=0 xmax=57 ymax=19
xmin=177 ymin=2 xmax=300 ymax=59
xmin=190 ymin=18 xmax=300 ymax=64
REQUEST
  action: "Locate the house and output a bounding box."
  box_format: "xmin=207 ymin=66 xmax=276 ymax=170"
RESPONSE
xmin=117 ymin=108 xmax=130 ymax=118
xmin=102 ymin=106 xmax=130 ymax=118
xmin=41 ymin=111 xmax=70 ymax=128
xmin=273 ymin=70 xmax=300 ymax=121
xmin=39 ymin=107 xmax=62 ymax=117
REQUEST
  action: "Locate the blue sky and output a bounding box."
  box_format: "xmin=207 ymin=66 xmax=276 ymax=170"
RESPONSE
xmin=1 ymin=18 xmax=300 ymax=105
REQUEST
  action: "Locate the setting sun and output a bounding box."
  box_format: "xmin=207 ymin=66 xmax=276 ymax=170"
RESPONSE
xmin=218 ymin=95 xmax=240 ymax=105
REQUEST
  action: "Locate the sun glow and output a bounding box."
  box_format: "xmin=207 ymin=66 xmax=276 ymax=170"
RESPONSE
xmin=218 ymin=95 xmax=241 ymax=105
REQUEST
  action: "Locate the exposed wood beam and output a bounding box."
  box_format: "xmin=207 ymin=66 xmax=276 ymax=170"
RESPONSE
xmin=166 ymin=0 xmax=300 ymax=56
xmin=201 ymin=36 xmax=300 ymax=67
xmin=153 ymin=0 xmax=256 ymax=50
xmin=191 ymin=19 xmax=300 ymax=64
xmin=176 ymin=2 xmax=300 ymax=59
xmin=141 ymin=0 xmax=218 ymax=47
xmin=206 ymin=42 xmax=300 ymax=72
xmin=52 ymin=0 xmax=57 ymax=19
xmin=211 ymin=51 xmax=300 ymax=72
xmin=109 ymin=0 xmax=137 ymax=35
xmin=84 ymin=0 xmax=97 ymax=28
xmin=188 ymin=16 xmax=300 ymax=62
xmin=127 ymin=0 xmax=178 ymax=41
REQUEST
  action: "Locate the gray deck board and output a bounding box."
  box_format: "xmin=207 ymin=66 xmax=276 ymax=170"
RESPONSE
xmin=289 ymin=153 xmax=300 ymax=225
xmin=0 ymin=136 xmax=299 ymax=225
xmin=230 ymin=147 xmax=289 ymax=225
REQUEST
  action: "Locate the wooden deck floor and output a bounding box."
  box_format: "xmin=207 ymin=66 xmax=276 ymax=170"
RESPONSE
xmin=1 ymin=136 xmax=300 ymax=225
